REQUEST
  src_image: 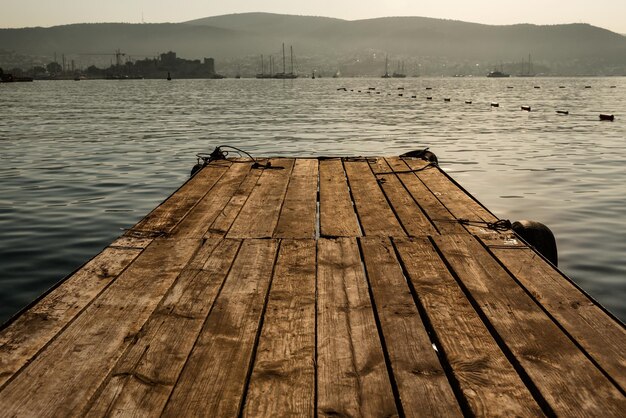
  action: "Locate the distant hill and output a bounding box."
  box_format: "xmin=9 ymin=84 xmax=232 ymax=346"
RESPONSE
xmin=1 ymin=12 xmax=625 ymax=76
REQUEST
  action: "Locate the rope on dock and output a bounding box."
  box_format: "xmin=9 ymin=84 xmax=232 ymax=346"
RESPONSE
xmin=192 ymin=145 xmax=279 ymax=176
xmin=375 ymin=162 xmax=438 ymax=175
xmin=435 ymin=218 xmax=513 ymax=231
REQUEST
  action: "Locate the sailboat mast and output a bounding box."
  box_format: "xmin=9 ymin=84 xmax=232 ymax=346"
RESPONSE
xmin=282 ymin=43 xmax=286 ymax=74
xmin=261 ymin=54 xmax=264 ymax=76
xmin=290 ymin=45 xmax=294 ymax=74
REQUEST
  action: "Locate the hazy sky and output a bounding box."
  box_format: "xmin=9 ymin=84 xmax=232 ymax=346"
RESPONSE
xmin=2 ymin=1 xmax=626 ymax=33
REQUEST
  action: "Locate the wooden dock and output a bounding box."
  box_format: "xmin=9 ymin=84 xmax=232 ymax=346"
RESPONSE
xmin=0 ymin=156 xmax=624 ymax=417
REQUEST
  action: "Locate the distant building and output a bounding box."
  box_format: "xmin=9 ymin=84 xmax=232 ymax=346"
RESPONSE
xmin=204 ymin=58 xmax=215 ymax=75
xmin=160 ymin=51 xmax=177 ymax=67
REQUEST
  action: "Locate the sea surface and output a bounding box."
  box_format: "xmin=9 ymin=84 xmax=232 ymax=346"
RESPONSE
xmin=0 ymin=77 xmax=624 ymax=324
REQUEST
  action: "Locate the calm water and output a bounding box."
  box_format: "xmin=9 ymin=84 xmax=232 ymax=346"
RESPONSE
xmin=1 ymin=77 xmax=624 ymax=324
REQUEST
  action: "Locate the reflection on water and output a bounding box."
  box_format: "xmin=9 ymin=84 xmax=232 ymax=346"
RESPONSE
xmin=0 ymin=77 xmax=624 ymax=323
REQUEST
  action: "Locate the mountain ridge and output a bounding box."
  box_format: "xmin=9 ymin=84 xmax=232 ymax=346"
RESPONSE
xmin=1 ymin=12 xmax=625 ymax=75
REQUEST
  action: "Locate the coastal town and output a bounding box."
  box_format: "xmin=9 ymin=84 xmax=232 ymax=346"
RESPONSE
xmin=0 ymin=50 xmax=223 ymax=81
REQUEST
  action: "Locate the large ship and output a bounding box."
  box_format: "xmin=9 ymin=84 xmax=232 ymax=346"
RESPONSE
xmin=392 ymin=61 xmax=406 ymax=78
xmin=517 ymin=54 xmax=535 ymax=77
xmin=273 ymin=43 xmax=298 ymax=79
xmin=255 ymin=55 xmax=273 ymax=79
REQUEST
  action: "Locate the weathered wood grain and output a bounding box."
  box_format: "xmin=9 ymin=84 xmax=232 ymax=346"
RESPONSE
xmin=84 ymin=238 xmax=241 ymax=417
xmin=360 ymin=237 xmax=461 ymax=417
xmin=435 ymin=234 xmax=626 ymax=416
xmin=227 ymin=159 xmax=295 ymax=238
xmin=401 ymin=158 xmax=498 ymax=235
xmin=128 ymin=163 xmax=231 ymax=236
xmin=0 ymin=238 xmax=201 ymax=417
xmin=110 ymin=236 xmax=154 ymax=249
xmin=344 ymin=160 xmax=405 ymax=237
xmin=0 ymin=246 xmax=143 ymax=388
xmin=385 ymin=157 xmax=467 ymax=235
xmin=482 ymin=235 xmax=626 ymax=391
xmin=319 ymin=159 xmax=361 ymax=237
xmin=394 ymin=237 xmax=544 ymax=416
xmin=317 ymin=237 xmax=398 ymax=418
xmin=243 ymin=239 xmax=317 ymax=417
xmin=2 ymin=156 xmax=625 ymax=417
xmin=369 ymin=158 xmax=438 ymax=236
xmin=274 ymin=159 xmax=319 ymax=239
xmin=171 ymin=162 xmax=253 ymax=238
xmin=205 ymin=163 xmax=264 ymax=239
xmin=162 ymin=239 xmax=279 ymax=417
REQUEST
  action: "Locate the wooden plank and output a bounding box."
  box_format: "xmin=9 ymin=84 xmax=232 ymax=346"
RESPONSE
xmin=318 ymin=159 xmax=361 ymax=237
xmin=434 ymin=234 xmax=626 ymax=416
xmin=243 ymin=239 xmax=316 ymax=417
xmin=481 ymin=235 xmax=626 ymax=391
xmin=227 ymin=159 xmax=295 ymax=238
xmin=360 ymin=237 xmax=462 ymax=417
xmin=369 ymin=158 xmax=438 ymax=236
xmin=394 ymin=237 xmax=543 ymax=416
xmin=0 ymin=238 xmax=201 ymax=416
xmin=0 ymin=246 xmax=143 ymax=388
xmin=110 ymin=236 xmax=154 ymax=249
xmin=401 ymin=158 xmax=499 ymax=235
xmin=385 ymin=157 xmax=467 ymax=235
xmin=204 ymin=163 xmax=264 ymax=239
xmin=273 ymin=159 xmax=319 ymax=239
xmin=317 ymin=238 xmax=397 ymax=417
xmin=162 ymin=239 xmax=279 ymax=417
xmin=84 ymin=238 xmax=241 ymax=417
xmin=343 ymin=160 xmax=405 ymax=237
xmin=171 ymin=162 xmax=253 ymax=238
xmin=127 ymin=163 xmax=231 ymax=237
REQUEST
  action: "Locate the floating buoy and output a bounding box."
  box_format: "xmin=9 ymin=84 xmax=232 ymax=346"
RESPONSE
xmin=398 ymin=93 xmax=403 ymax=97
xmin=167 ymin=71 xmax=172 ymax=81
xmin=368 ymin=87 xmax=376 ymax=90
xmin=507 ymin=86 xmax=514 ymax=89
xmin=610 ymin=86 xmax=616 ymax=88
xmin=376 ymin=91 xmax=381 ymax=94
xmin=426 ymin=96 xmax=432 ymax=100
xmin=367 ymin=91 xmax=371 ymax=94
xmin=534 ymin=86 xmax=540 ymax=89
xmin=350 ymin=89 xmax=354 ymax=92
xmin=559 ymin=86 xmax=565 ymax=88
xmin=521 ymin=105 xmax=531 ymax=111
xmin=398 ymin=87 xmax=404 ymax=90
xmin=585 ymin=86 xmax=591 ymax=89
xmin=556 ymin=110 xmax=569 ymax=115
xmin=512 ymin=220 xmax=558 ymax=266
xmin=425 ymin=87 xmax=432 ymax=90
xmin=491 ymin=102 xmax=499 ymax=107
xmin=599 ymin=114 xmax=615 ymax=121
xmin=465 ymin=100 xmax=472 ymax=104
xmin=358 ymin=90 xmax=361 ymax=92
xmin=337 ymin=87 xmax=347 ymax=91
xmin=444 ymin=98 xmax=451 ymax=102
xmin=411 ymin=95 xmax=416 ymax=98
